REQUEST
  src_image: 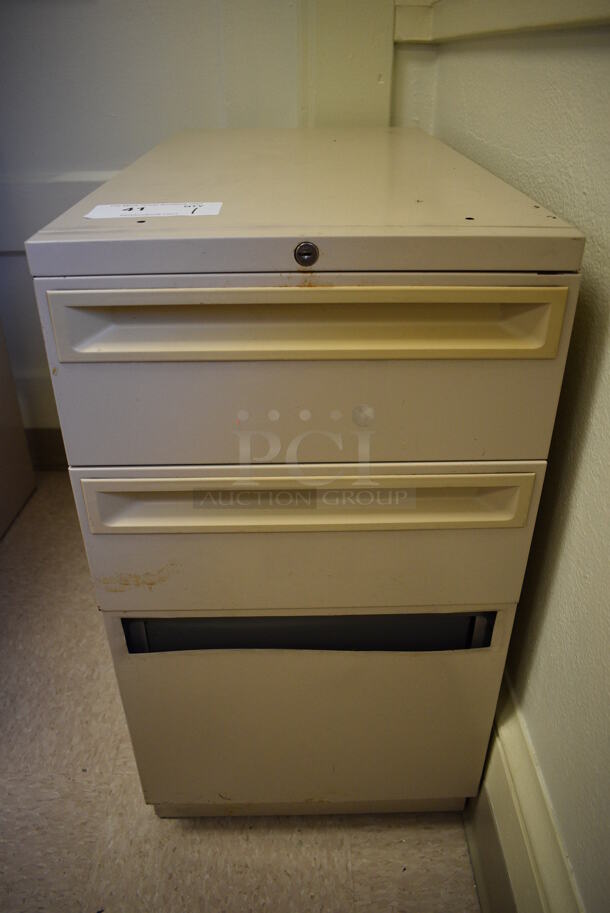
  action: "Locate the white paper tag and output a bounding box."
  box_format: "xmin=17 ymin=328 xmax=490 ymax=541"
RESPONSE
xmin=84 ymin=202 xmax=223 ymax=219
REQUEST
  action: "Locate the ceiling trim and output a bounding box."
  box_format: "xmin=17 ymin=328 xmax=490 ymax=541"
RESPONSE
xmin=394 ymin=0 xmax=610 ymax=44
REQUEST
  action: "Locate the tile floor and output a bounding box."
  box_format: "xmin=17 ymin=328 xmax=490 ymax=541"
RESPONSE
xmin=0 ymin=473 xmax=480 ymax=913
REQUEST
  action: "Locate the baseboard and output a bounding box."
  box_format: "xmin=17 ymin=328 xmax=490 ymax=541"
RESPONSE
xmin=465 ymin=683 xmax=584 ymax=913
xmin=25 ymin=427 xmax=67 ymax=469
xmin=464 ymin=781 xmax=517 ymax=913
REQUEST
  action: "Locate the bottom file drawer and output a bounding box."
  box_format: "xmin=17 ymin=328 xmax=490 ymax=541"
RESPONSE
xmin=106 ymin=605 xmax=514 ymax=814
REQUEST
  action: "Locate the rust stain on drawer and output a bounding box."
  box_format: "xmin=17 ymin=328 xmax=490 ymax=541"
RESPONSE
xmin=97 ymin=561 xmax=180 ymax=593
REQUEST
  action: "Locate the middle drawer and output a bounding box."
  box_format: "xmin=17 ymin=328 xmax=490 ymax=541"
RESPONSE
xmin=71 ymin=462 xmax=544 ymax=614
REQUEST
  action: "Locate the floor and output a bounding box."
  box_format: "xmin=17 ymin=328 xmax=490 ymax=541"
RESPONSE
xmin=0 ymin=473 xmax=481 ymax=913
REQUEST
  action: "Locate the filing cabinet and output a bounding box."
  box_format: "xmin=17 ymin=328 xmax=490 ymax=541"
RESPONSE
xmin=26 ymin=128 xmax=583 ymax=816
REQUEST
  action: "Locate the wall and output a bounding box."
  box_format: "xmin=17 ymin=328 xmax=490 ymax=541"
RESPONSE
xmin=391 ymin=44 xmax=437 ymax=134
xmin=394 ymin=27 xmax=610 ymax=912
xmin=0 ymin=0 xmax=393 ymax=428
xmin=0 ymin=0 xmax=297 ymax=426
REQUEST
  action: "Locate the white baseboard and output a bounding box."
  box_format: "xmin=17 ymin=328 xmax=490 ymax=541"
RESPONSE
xmin=465 ymin=682 xmax=584 ymax=913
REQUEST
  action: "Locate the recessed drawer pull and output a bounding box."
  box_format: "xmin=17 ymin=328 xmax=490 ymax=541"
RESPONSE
xmin=122 ymin=612 xmax=497 ymax=654
xmin=48 ymin=286 xmax=567 ymax=362
xmin=81 ymin=472 xmax=535 ymax=534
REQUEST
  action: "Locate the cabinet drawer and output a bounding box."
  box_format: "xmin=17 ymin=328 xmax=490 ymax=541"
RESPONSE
xmin=37 ymin=274 xmax=578 ymax=464
xmin=71 ymin=462 xmax=544 ymax=613
xmin=105 ymin=605 xmax=515 ymax=812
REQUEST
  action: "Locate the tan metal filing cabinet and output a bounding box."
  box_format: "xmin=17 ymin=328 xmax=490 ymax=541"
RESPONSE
xmin=26 ymin=128 xmax=583 ymax=816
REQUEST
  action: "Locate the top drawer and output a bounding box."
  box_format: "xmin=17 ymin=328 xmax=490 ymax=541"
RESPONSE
xmin=36 ymin=272 xmax=578 ymax=466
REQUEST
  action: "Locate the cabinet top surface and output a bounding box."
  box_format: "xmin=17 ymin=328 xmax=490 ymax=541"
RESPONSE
xmin=26 ymin=128 xmax=584 ymax=275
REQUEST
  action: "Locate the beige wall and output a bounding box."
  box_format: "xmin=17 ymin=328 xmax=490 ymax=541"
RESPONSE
xmin=0 ymin=0 xmax=393 ymax=426
xmin=394 ymin=27 xmax=610 ymax=912
xmin=0 ymin=0 xmax=297 ymax=425
xmin=0 ymin=1 xmax=300 ymax=177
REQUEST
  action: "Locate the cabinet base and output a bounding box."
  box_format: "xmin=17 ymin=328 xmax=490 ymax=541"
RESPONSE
xmin=154 ymin=797 xmax=466 ymax=818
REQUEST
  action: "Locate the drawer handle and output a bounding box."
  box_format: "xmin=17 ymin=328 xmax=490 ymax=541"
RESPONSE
xmin=122 ymin=612 xmax=497 ymax=654
xmin=81 ymin=473 xmax=535 ymax=534
xmin=48 ymin=286 xmax=567 ymax=362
